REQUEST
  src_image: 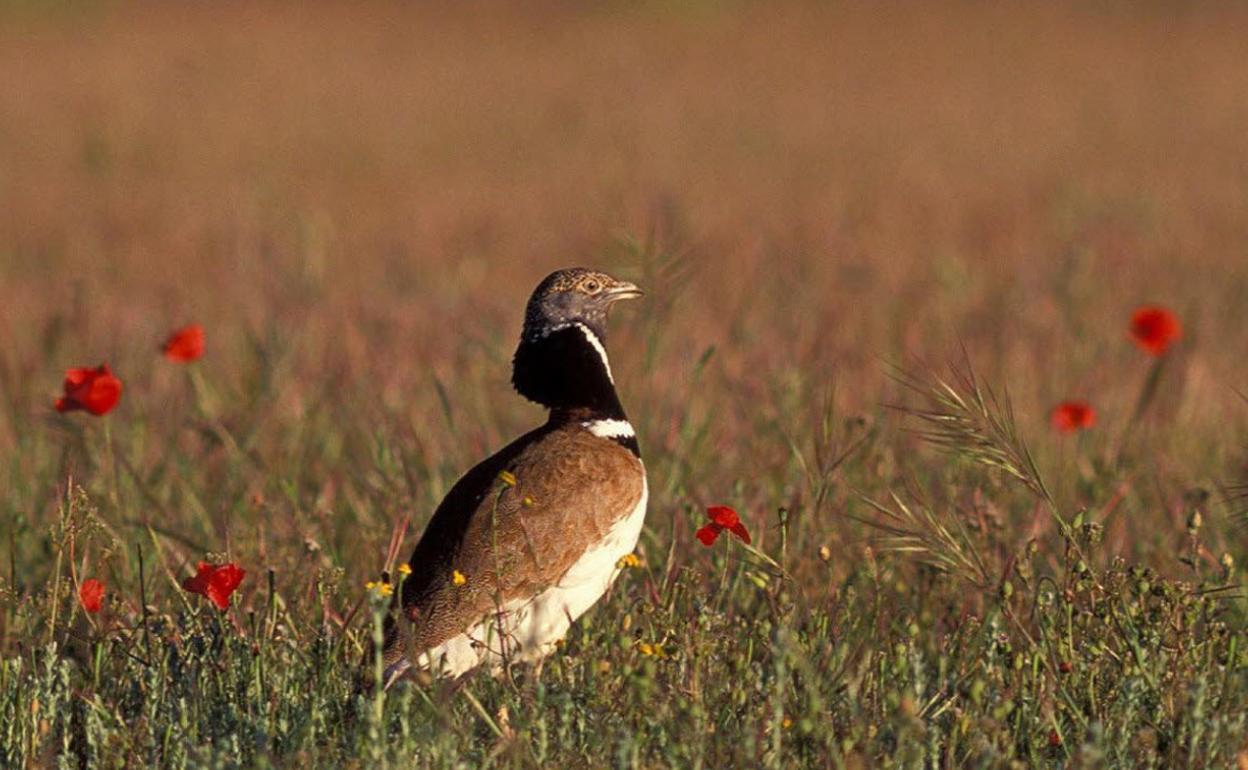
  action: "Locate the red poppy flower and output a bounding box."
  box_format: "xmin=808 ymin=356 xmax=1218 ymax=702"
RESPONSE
xmin=78 ymin=578 xmax=105 ymax=614
xmin=1129 ymin=306 xmax=1181 ymax=356
xmin=1050 ymin=401 xmax=1096 ymax=434
xmin=162 ymin=324 xmax=204 ymax=362
xmin=181 ymin=561 xmax=245 ymax=610
xmin=696 ymin=505 xmax=752 ymax=546
xmin=54 ymin=364 xmax=122 ymax=416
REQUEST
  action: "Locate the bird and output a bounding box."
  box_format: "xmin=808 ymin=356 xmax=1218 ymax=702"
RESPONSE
xmin=375 ymin=267 xmax=647 ymax=685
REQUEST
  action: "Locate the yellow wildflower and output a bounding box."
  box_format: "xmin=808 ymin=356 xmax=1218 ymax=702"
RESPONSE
xmin=365 ymin=581 xmax=393 ymax=597
xmin=616 ymin=553 xmax=642 ymax=569
xmin=638 ymin=641 xmax=666 ymax=658
xmin=452 ymin=570 xmax=467 ymax=586
xmin=782 ymin=717 xmax=793 ymax=731
xmin=397 ymin=563 xmax=412 ymax=576
xmin=498 ymin=470 xmax=517 ymax=487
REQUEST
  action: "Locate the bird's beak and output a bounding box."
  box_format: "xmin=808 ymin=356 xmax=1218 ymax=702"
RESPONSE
xmin=604 ymin=281 xmax=644 ymax=302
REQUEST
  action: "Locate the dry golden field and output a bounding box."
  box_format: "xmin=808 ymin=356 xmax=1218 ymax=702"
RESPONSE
xmin=2 ymin=2 xmax=1248 ymax=766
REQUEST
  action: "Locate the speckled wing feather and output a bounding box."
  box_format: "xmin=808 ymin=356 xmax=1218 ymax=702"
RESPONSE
xmin=394 ymin=423 xmax=645 ymax=659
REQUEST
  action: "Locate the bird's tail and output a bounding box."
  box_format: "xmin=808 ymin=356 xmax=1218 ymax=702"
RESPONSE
xmin=354 ymin=517 xmax=414 ymax=694
xmin=353 ymin=575 xmax=411 ymax=696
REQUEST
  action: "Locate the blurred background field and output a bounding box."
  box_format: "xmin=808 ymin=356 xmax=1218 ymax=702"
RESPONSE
xmin=2 ymin=1 xmax=1248 ymax=767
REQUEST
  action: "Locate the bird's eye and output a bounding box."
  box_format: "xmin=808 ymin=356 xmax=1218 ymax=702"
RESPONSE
xmin=583 ymin=280 xmax=601 ymax=294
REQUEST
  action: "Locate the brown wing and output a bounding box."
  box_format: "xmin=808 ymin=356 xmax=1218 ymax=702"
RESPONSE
xmin=397 ymin=423 xmax=644 ymax=655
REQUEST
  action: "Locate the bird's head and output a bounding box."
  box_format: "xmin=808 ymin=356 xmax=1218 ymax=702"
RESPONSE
xmin=522 ymin=268 xmax=643 ymax=342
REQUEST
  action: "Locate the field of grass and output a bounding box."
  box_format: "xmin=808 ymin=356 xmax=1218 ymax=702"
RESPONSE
xmin=3 ymin=1 xmax=1248 ymax=767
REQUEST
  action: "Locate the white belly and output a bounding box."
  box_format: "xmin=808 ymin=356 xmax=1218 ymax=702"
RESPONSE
xmin=419 ymin=471 xmax=648 ymax=677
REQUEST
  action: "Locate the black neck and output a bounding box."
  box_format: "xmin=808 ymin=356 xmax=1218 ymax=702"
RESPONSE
xmin=511 ymin=324 xmax=628 ymax=422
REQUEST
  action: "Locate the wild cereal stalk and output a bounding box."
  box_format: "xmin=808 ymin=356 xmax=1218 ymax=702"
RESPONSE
xmin=891 ymin=361 xmax=1067 ymax=533
xmin=1227 ymin=479 xmax=1248 ymax=529
xmin=855 ymin=489 xmax=992 ymax=588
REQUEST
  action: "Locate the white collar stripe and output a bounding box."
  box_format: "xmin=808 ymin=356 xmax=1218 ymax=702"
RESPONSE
xmin=582 ymin=419 xmax=635 ymax=439
xmin=573 ymin=323 xmax=614 ymax=384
